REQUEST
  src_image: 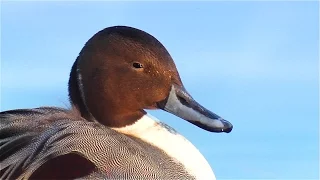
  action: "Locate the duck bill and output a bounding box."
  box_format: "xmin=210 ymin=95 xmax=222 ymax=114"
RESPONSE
xmin=157 ymin=84 xmax=233 ymax=133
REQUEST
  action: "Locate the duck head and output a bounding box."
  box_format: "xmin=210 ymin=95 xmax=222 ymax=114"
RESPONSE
xmin=69 ymin=26 xmax=233 ymax=133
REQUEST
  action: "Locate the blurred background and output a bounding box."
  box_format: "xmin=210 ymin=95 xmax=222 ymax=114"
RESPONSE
xmin=1 ymin=1 xmax=319 ymax=179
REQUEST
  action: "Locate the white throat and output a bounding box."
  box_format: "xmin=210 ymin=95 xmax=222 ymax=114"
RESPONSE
xmin=112 ymin=114 xmax=216 ymax=180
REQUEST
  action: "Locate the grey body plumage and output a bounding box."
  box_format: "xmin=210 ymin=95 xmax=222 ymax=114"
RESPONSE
xmin=0 ymin=107 xmax=194 ymax=179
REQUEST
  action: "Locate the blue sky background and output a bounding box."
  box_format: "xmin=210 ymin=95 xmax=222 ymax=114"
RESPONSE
xmin=1 ymin=1 xmax=319 ymax=179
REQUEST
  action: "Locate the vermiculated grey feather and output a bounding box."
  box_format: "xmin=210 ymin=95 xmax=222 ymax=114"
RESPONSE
xmin=0 ymin=107 xmax=194 ymax=179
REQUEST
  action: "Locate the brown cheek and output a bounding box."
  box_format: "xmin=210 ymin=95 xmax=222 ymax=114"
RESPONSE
xmin=145 ymin=86 xmax=168 ymax=108
xmin=144 ymin=104 xmax=158 ymax=109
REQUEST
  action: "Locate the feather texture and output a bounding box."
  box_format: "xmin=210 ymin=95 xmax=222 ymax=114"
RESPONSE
xmin=0 ymin=107 xmax=194 ymax=179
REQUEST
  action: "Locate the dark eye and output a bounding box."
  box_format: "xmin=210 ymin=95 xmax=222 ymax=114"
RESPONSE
xmin=132 ymin=62 xmax=143 ymax=69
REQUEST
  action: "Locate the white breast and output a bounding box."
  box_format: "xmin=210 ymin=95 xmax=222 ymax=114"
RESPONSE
xmin=112 ymin=114 xmax=216 ymax=180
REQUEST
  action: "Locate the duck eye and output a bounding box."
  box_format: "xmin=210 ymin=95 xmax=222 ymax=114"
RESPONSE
xmin=132 ymin=62 xmax=143 ymax=69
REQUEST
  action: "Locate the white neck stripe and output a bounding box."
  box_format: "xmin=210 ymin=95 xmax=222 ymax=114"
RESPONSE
xmin=112 ymin=114 xmax=216 ymax=180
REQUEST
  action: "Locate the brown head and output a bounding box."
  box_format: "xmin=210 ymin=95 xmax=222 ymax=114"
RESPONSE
xmin=68 ymin=26 xmax=233 ymax=133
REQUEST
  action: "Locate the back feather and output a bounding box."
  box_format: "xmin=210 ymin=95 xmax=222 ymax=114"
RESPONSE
xmin=0 ymin=107 xmax=194 ymax=179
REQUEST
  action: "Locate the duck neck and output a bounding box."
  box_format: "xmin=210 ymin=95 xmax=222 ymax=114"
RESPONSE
xmin=68 ymin=58 xmax=94 ymax=121
xmin=95 ymin=110 xmax=146 ymax=127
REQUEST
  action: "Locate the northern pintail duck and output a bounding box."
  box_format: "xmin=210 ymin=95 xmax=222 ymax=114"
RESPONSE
xmin=0 ymin=26 xmax=233 ymax=180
